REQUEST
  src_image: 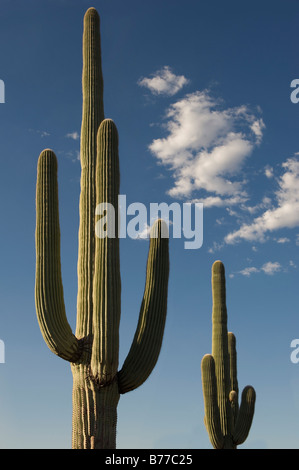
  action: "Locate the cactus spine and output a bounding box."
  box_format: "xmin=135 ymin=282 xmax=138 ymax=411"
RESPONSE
xmin=201 ymin=260 xmax=256 ymax=449
xmin=35 ymin=8 xmax=169 ymax=449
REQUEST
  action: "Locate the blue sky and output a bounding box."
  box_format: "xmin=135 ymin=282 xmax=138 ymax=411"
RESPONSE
xmin=1 ymin=0 xmax=299 ymax=449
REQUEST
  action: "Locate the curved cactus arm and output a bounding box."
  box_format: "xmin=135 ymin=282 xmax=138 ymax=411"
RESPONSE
xmin=91 ymin=119 xmax=121 ymax=384
xmin=35 ymin=149 xmax=81 ymax=362
xmin=118 ymin=219 xmax=169 ymax=394
xmin=233 ymin=385 xmax=256 ymax=446
xmin=201 ymin=354 xmax=224 ymax=449
xmin=228 ymin=331 xmax=239 ymax=423
xmin=76 ymin=7 xmax=105 ymax=340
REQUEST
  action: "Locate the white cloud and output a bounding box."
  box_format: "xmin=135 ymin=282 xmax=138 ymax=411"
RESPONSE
xmin=243 ymin=197 xmax=272 ymax=215
xmin=265 ymin=165 xmax=274 ymax=178
xmin=250 ymin=118 xmax=265 ymax=144
xmin=190 ymin=194 xmax=247 ymax=209
xmin=138 ymin=66 xmax=189 ymax=96
xmin=135 ymin=223 xmax=151 ymax=240
xmin=208 ymin=241 xmax=224 ymax=253
xmin=66 ymin=131 xmax=80 ymax=140
xmin=225 ymin=157 xmax=299 ymax=244
xmin=59 ymin=149 xmax=80 ymax=163
xmin=40 ymin=131 xmax=50 ymax=138
xmin=29 ymin=129 xmax=50 ymax=138
xmin=239 ymin=266 xmax=260 ymax=276
xmin=148 ymin=90 xmax=264 ymax=207
xmin=235 ymin=261 xmax=282 ymax=277
xmin=276 ymin=237 xmax=290 ymax=244
xmin=261 ymin=261 xmax=282 ymax=275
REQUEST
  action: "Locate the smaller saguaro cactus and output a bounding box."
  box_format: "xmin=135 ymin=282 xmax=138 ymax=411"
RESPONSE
xmin=201 ymin=260 xmax=256 ymax=449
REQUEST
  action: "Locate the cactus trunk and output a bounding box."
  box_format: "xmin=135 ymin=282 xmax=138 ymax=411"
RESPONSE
xmin=71 ymin=372 xmax=119 ymax=449
xmin=35 ymin=7 xmax=169 ymax=449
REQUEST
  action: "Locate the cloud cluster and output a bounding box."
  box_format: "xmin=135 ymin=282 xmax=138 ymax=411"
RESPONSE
xmin=225 ymin=156 xmax=299 ymax=244
xmin=235 ymin=260 xmax=297 ymax=277
xmin=241 ymin=261 xmax=281 ymax=276
xmin=138 ymin=66 xmax=189 ymax=96
xmin=139 ymin=65 xmax=299 ymax=253
xmin=66 ymin=131 xmax=80 ymax=140
xmin=148 ymin=90 xmax=264 ymax=207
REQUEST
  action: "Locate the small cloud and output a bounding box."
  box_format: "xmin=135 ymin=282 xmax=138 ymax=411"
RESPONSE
xmin=66 ymin=131 xmax=80 ymax=140
xmin=58 ymin=149 xmax=80 ymax=163
xmin=276 ymin=237 xmax=290 ymax=244
xmin=226 ymin=208 xmax=239 ymax=217
xmin=261 ymin=261 xmax=282 ymax=275
xmin=138 ymin=66 xmax=189 ymax=96
xmin=208 ymin=241 xmax=224 ymax=253
xmin=239 ymin=266 xmax=260 ymax=277
xmin=234 ymin=260 xmax=284 ymax=277
xmin=244 ymin=197 xmax=272 ymax=215
xmin=155 ymin=173 xmax=167 ymax=180
xmin=135 ymin=223 xmax=151 ymax=240
xmin=265 ymin=165 xmax=274 ymax=178
xmin=40 ymin=131 xmax=50 ymax=138
xmin=249 ymin=118 xmax=265 ymax=145
xmin=29 ymin=128 xmax=50 ymax=138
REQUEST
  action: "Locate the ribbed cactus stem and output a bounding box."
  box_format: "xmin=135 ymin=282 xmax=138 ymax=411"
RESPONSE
xmin=72 ymin=370 xmax=119 ymax=449
xmin=228 ymin=332 xmax=239 ymax=425
xmin=201 ymin=260 xmax=256 ymax=449
xmin=91 ymin=118 xmax=121 ymax=383
xmin=118 ymin=219 xmax=169 ymax=394
xmin=35 ymin=7 xmax=169 ymax=449
xmin=233 ymin=386 xmax=256 ymax=445
xmin=35 ymin=149 xmax=81 ymax=362
xmin=211 ymin=261 xmax=231 ymax=438
xmin=77 ymin=7 xmax=104 ymax=340
xmin=201 ymin=354 xmax=224 ymax=450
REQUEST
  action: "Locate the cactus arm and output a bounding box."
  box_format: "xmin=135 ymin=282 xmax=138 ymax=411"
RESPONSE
xmin=91 ymin=119 xmax=121 ymax=384
xmin=228 ymin=331 xmax=239 ymax=424
xmin=233 ymin=385 xmax=256 ymax=445
xmin=201 ymin=354 xmax=224 ymax=449
xmin=228 ymin=332 xmax=238 ymax=394
xmin=76 ymin=7 xmax=105 ymax=339
xmin=35 ymin=149 xmax=81 ymax=362
xmin=211 ymin=260 xmax=231 ymax=438
xmin=118 ymin=219 xmax=169 ymax=394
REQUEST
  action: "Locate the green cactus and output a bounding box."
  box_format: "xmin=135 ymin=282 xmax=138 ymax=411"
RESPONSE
xmin=35 ymin=7 xmax=169 ymax=449
xmin=201 ymin=260 xmax=256 ymax=449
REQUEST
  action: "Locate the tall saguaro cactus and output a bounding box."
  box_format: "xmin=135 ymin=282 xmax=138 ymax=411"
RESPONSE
xmin=201 ymin=261 xmax=256 ymax=449
xmin=35 ymin=8 xmax=169 ymax=449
